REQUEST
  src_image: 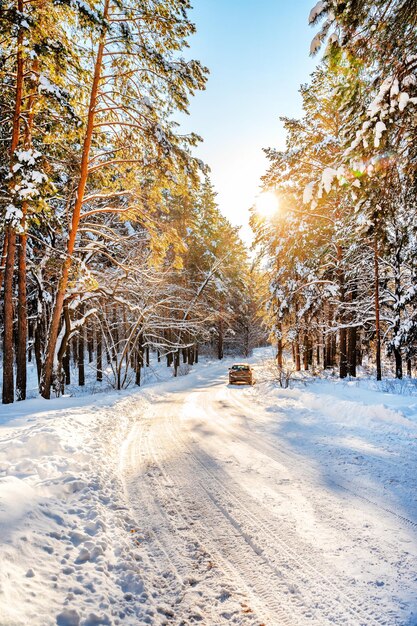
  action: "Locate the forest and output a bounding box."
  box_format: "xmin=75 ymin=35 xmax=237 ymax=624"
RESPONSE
xmin=1 ymin=0 xmax=417 ymax=405
xmin=252 ymin=0 xmax=417 ymax=382
xmin=0 ymin=0 xmax=265 ymax=404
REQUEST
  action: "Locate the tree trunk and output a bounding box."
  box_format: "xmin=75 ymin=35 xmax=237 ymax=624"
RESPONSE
xmin=331 ymin=333 xmax=337 ymax=367
xmin=15 ymin=229 xmax=27 ymax=400
xmin=407 ymin=358 xmax=412 ymax=377
xmin=40 ymin=0 xmax=110 ymax=398
xmin=217 ymin=319 xmax=224 ymax=360
xmin=325 ymin=334 xmax=331 ymax=367
xmin=339 ymin=327 xmax=348 ymax=378
xmin=34 ymin=316 xmax=42 ymax=384
xmin=277 ymin=323 xmax=283 ymax=368
xmin=336 ymin=243 xmax=348 ymax=379
xmin=347 ymin=326 xmax=357 ymax=377
xmin=2 ymin=230 xmax=16 ymax=404
xmin=294 ymin=340 xmax=301 ymax=372
xmin=135 ymin=350 xmax=141 ymax=386
xmin=393 ymin=347 xmax=402 ymax=380
xmin=173 ymin=350 xmax=180 ymax=377
xmin=63 ymin=349 xmax=70 ymax=385
xmin=96 ymin=331 xmax=102 ymax=382
xmin=78 ymin=310 xmax=85 ymax=387
xmin=135 ymin=337 xmax=143 ymax=386
xmin=16 ymin=60 xmax=38 ymax=402
xmin=374 ymin=236 xmax=382 ymax=381
xmin=303 ymin=333 xmax=309 ymax=371
xmin=0 ymin=234 xmax=8 ymax=296
xmin=87 ymin=324 xmax=94 ymax=363
xmin=2 ymin=1 xmax=24 ymax=404
xmin=28 ymin=318 xmax=33 ymax=363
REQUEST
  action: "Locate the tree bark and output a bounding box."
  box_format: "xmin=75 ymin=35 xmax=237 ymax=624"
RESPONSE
xmin=217 ymin=318 xmax=224 ymax=360
xmin=406 ymin=358 xmax=412 ymax=377
xmin=15 ymin=69 xmax=37 ymax=401
xmin=87 ymin=324 xmax=94 ymax=363
xmin=347 ymin=326 xmax=357 ymax=377
xmin=78 ymin=308 xmax=85 ymax=387
xmin=0 ymin=235 xmax=8 ymax=296
xmin=16 ymin=232 xmax=27 ymax=400
xmin=96 ymin=331 xmax=102 ymax=382
xmin=2 ymin=0 xmax=24 ymax=404
xmin=40 ymin=0 xmax=110 ymax=398
xmin=63 ymin=349 xmax=70 ymax=385
xmin=294 ymin=340 xmax=301 ymax=372
xmin=173 ymin=350 xmax=180 ymax=377
xmin=2 ymin=231 xmax=17 ymax=404
xmin=374 ymin=236 xmax=382 ymax=381
xmin=339 ymin=327 xmax=348 ymax=378
xmin=303 ymin=333 xmax=309 ymax=371
xmin=277 ymin=322 xmax=283 ymax=368
xmin=393 ymin=347 xmax=402 ymax=380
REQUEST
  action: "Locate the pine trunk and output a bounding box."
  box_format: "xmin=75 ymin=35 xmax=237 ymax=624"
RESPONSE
xmin=393 ymin=347 xmax=402 ymax=380
xmin=16 ymin=232 xmax=27 ymax=400
xmin=294 ymin=340 xmax=301 ymax=372
xmin=406 ymin=359 xmax=412 ymax=377
xmin=339 ymin=328 xmax=348 ymax=378
xmin=0 ymin=234 xmax=8 ymax=296
xmin=2 ymin=230 xmax=16 ymax=404
xmin=40 ymin=0 xmax=110 ymax=398
xmin=96 ymin=332 xmax=102 ymax=382
xmin=2 ymin=1 xmax=24 ymax=404
xmin=277 ymin=323 xmax=283 ymax=368
xmin=347 ymin=326 xmax=357 ymax=377
xmin=63 ymin=349 xmax=70 ymax=385
xmin=78 ymin=308 xmax=85 ymax=387
xmin=303 ymin=333 xmax=309 ymax=371
xmin=217 ymin=319 xmax=224 ymax=360
xmin=374 ymin=237 xmax=382 ymax=381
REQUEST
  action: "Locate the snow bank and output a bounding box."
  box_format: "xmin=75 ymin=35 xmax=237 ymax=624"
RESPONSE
xmin=0 ymin=390 xmax=154 ymax=625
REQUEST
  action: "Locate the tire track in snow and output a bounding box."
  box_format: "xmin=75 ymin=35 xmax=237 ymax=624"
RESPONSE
xmin=124 ymin=413 xmax=270 ymax=625
xmin=163 ymin=409 xmax=389 ymax=626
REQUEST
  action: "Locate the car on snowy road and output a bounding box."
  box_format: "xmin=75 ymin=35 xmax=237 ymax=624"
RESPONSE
xmin=228 ymin=363 xmax=255 ymax=385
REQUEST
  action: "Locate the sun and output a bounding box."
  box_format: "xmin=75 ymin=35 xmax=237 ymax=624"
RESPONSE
xmin=255 ymin=191 xmax=279 ymax=218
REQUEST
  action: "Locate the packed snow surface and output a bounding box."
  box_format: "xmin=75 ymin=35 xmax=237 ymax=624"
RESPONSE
xmin=1 ymin=351 xmax=417 ymax=625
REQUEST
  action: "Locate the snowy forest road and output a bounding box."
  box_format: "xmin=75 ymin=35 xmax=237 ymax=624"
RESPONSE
xmin=121 ymin=362 xmax=417 ymax=626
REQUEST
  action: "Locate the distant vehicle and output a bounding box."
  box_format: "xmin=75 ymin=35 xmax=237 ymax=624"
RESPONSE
xmin=228 ymin=363 xmax=255 ymax=385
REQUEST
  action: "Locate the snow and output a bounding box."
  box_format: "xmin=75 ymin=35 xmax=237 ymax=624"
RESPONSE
xmin=5 ymin=204 xmax=23 ymax=223
xmin=308 ymin=1 xmax=325 ymax=25
xmin=15 ymin=149 xmax=42 ymax=165
xmin=374 ymin=120 xmax=387 ymax=147
xmin=302 ymin=180 xmax=315 ymax=204
xmin=321 ymin=166 xmax=337 ymax=194
xmin=1 ymin=351 xmax=417 ymax=625
xmin=309 ymin=33 xmax=322 ymax=56
xmin=398 ymin=91 xmax=410 ymax=112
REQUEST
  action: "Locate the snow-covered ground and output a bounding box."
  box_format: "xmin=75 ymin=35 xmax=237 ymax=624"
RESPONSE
xmin=1 ymin=351 xmax=417 ymax=625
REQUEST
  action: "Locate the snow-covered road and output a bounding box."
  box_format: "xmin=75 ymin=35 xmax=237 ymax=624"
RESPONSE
xmin=121 ymin=363 xmax=417 ymax=626
xmin=2 ymin=355 xmax=417 ymax=625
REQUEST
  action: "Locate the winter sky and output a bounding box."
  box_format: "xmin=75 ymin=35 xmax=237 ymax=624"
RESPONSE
xmin=180 ymin=0 xmax=318 ymax=243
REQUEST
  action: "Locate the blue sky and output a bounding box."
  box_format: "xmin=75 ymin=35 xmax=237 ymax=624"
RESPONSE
xmin=180 ymin=0 xmax=319 ymax=242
